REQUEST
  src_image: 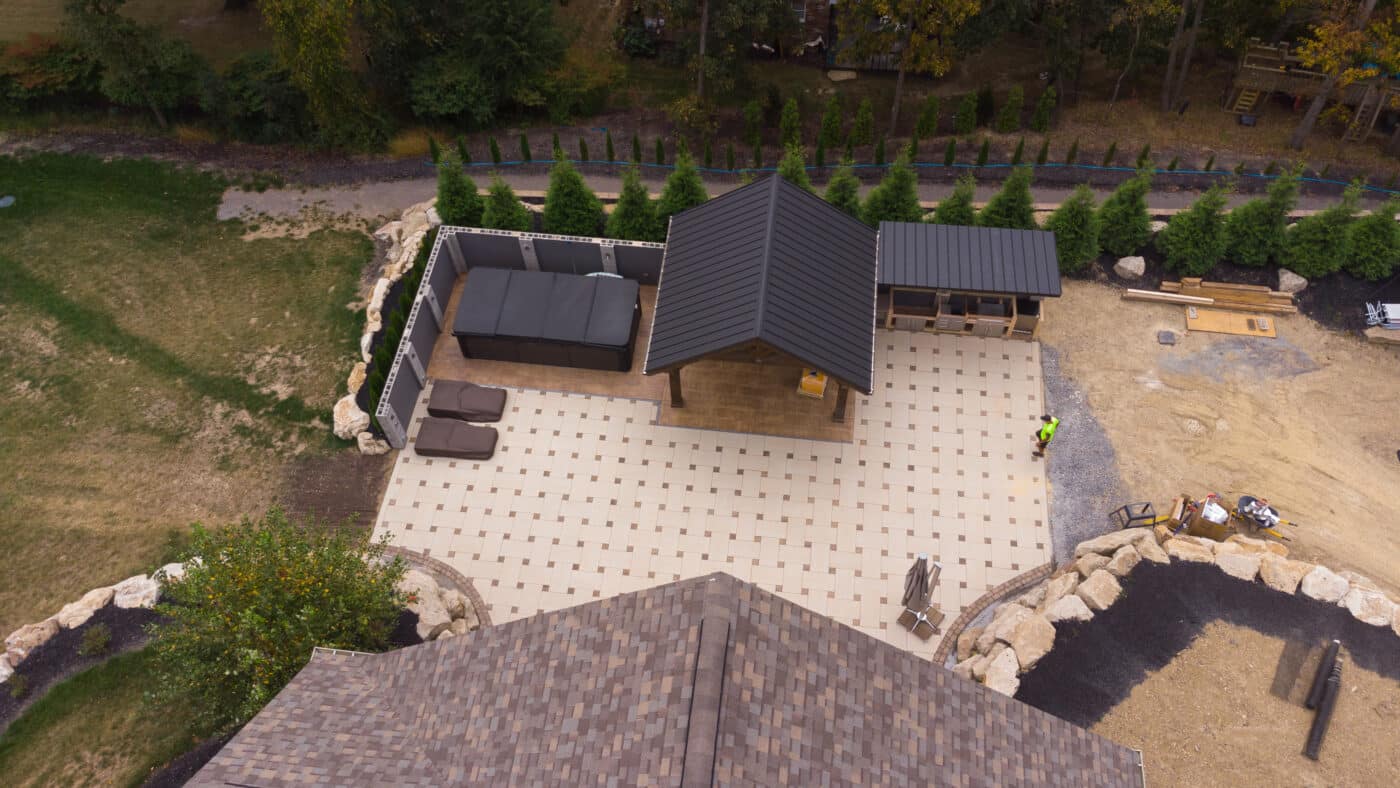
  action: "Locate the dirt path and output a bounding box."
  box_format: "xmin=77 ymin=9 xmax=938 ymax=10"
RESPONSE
xmin=1040 ymin=281 xmax=1400 ymax=596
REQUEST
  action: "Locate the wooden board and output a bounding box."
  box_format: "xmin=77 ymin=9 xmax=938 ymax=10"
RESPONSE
xmin=1123 ymin=289 xmax=1214 ymax=305
xmin=1185 ymin=307 xmax=1278 ymax=337
xmin=1162 ymin=279 xmax=1298 ymax=313
xmin=1365 ymin=326 xmax=1400 ymax=346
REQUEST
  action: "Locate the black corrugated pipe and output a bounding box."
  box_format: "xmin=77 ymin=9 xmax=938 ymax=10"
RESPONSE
xmin=1306 ymin=640 xmax=1342 ymax=710
xmin=1304 ymin=660 xmax=1343 ymax=761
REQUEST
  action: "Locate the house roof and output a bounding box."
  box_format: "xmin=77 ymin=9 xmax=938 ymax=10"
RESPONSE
xmin=644 ymin=176 xmax=879 ymax=394
xmin=191 ymin=573 xmax=1143 ymax=787
xmin=878 ymin=221 xmax=1063 ymax=297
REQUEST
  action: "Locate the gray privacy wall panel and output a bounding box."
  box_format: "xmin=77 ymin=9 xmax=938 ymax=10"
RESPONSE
xmin=455 ymin=232 xmax=526 ymax=270
xmin=615 ymin=245 xmax=664 ymax=284
xmin=535 ymin=238 xmax=605 ymax=275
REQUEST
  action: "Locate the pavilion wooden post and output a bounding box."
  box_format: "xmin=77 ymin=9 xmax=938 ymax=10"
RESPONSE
xmin=832 ymin=383 xmax=849 ymax=422
xmin=668 ymin=368 xmax=685 ymax=408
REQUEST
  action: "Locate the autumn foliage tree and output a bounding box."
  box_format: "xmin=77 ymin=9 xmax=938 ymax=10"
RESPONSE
xmin=843 ymin=0 xmax=980 ymax=131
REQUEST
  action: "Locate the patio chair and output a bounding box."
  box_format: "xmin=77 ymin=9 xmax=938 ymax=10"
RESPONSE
xmin=413 ymin=417 xmax=498 ymax=460
xmin=896 ymin=556 xmax=945 ymax=641
xmin=426 ymin=380 xmax=508 ymax=423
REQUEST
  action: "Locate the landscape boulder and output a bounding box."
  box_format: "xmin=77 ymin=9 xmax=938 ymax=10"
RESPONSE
xmin=1044 ymin=594 xmax=1094 ymax=624
xmin=1259 ymin=555 xmax=1312 ymax=594
xmin=1136 ymin=537 xmax=1170 ymax=564
xmin=983 ymin=648 xmax=1021 ymax=697
xmin=333 ymin=395 xmax=371 ymax=440
xmin=974 ymin=625 xmax=998 ymax=656
xmin=357 ymin=431 xmax=391 ymax=456
xmin=1165 ymin=538 xmax=1214 ymax=564
xmin=397 ymin=569 xmax=452 ymax=640
xmin=112 ymin=574 xmax=162 ymax=609
xmin=55 ymin=586 xmax=115 ymax=629
xmin=1300 ymin=565 xmax=1349 ymax=604
xmin=1009 ymin=614 xmax=1056 ymax=671
xmin=957 ymin=627 xmax=984 ymax=662
xmin=1073 ymin=529 xmax=1152 ymax=559
xmin=5 ymin=619 xmax=59 ymax=665
xmin=373 ymin=220 xmax=402 ymax=244
xmin=1341 ymin=586 xmax=1397 ymax=627
xmin=952 ymin=656 xmax=977 ymax=681
xmin=972 ymin=643 xmax=1007 ymax=681
xmin=1224 ymin=535 xmax=1288 ymax=557
xmin=347 ymin=362 xmax=367 ymax=396
xmin=1015 ymin=582 xmax=1048 ymax=610
xmin=1075 ymin=552 xmax=1111 ymax=579
xmin=1149 ymin=220 xmax=1168 ymax=234
xmin=991 ymin=605 xmax=1034 ymax=645
xmin=155 ymin=562 xmax=188 ymax=583
xmin=1214 ymin=552 xmax=1262 ymax=582
xmin=1075 ymin=570 xmax=1123 ymax=612
xmin=441 ymin=589 xmax=468 ymax=620
xmin=1113 ymin=256 xmax=1146 ymax=279
xmin=0 ymin=655 xmax=11 ymax=684
xmin=435 ymin=629 xmax=456 ymax=640
xmin=1277 ymin=268 xmax=1308 ymax=294
xmin=1038 ymin=573 xmax=1080 ymax=612
xmin=1105 ymin=545 xmax=1141 ymax=577
xmin=365 ymin=278 xmax=391 ymax=325
xmin=448 ymin=618 xmax=470 ymax=637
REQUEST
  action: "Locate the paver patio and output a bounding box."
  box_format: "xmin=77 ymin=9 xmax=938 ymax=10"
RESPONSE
xmin=374 ymin=331 xmax=1050 ymax=658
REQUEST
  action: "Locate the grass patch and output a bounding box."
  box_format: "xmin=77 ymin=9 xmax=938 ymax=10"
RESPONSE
xmin=0 ymin=153 xmax=370 ymax=636
xmin=0 ymin=648 xmax=197 ymax=788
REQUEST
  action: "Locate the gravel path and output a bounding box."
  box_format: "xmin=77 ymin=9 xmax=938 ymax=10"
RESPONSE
xmin=1039 ymin=345 xmax=1127 ymax=564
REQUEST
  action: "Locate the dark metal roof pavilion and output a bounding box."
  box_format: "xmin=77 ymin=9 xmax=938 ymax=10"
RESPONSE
xmin=878 ymin=221 xmax=1063 ymax=298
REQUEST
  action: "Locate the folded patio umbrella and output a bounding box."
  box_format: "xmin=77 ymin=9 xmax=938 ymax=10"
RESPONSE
xmin=902 ymin=554 xmax=930 ymax=609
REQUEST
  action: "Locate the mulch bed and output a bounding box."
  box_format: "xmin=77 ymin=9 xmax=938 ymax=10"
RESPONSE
xmin=1016 ymin=561 xmax=1400 ymax=728
xmin=0 ymin=606 xmax=162 ymax=732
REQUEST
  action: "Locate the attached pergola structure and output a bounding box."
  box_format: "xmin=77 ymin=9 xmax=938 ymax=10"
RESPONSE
xmin=643 ymin=176 xmax=878 ymax=422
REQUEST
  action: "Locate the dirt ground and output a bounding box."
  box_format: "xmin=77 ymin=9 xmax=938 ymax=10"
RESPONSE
xmin=1040 ymin=281 xmax=1400 ymax=597
xmin=1095 ymin=620 xmax=1400 ymax=787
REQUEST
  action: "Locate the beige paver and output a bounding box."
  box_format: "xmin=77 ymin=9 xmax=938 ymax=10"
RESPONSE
xmin=373 ymin=331 xmax=1049 ymax=658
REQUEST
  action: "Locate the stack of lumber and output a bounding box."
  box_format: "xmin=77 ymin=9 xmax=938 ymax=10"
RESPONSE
xmin=1160 ymin=278 xmax=1298 ymax=314
xmin=1122 ymin=289 xmax=1214 ymax=305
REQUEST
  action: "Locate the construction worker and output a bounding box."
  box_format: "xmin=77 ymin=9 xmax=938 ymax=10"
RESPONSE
xmin=1032 ymin=414 xmax=1059 ymax=458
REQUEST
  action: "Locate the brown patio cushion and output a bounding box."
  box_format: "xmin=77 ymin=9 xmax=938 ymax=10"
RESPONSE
xmin=413 ymin=418 xmax=498 ymax=460
xmin=426 ymin=380 xmax=507 ymax=422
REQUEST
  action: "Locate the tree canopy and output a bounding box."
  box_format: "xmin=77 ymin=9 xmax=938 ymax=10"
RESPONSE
xmin=823 ymin=160 xmax=864 ymax=220
xmin=862 ymin=153 xmax=923 ymax=225
xmin=481 ymin=176 xmax=534 ymax=231
xmin=656 ymin=149 xmax=709 ymax=223
xmin=1044 ymin=183 xmax=1101 ymax=272
xmin=1224 ymin=169 xmax=1298 ymax=267
xmin=978 ymin=166 xmax=1036 ymax=229
xmin=607 ymin=166 xmax=663 ymax=242
xmin=542 ymin=158 xmax=604 ymax=236
xmin=1098 ymin=169 xmax=1153 ymax=256
xmin=930 ymin=174 xmax=977 ymax=225
xmin=436 ymin=155 xmax=483 ymax=227
xmin=1158 ymin=185 xmax=1230 ymax=276
xmin=777 ymin=144 xmax=814 ymax=191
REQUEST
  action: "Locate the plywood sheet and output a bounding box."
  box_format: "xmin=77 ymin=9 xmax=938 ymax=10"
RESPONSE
xmin=1184 ymin=307 xmax=1278 ymax=337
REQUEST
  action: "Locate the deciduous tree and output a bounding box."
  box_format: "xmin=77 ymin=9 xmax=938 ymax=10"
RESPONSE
xmin=843 ymin=0 xmax=980 ymax=131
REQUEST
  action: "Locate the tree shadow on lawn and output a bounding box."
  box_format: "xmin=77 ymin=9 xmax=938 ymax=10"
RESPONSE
xmin=1016 ymin=561 xmax=1400 ymax=728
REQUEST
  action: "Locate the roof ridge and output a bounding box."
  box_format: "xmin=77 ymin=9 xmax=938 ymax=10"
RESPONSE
xmin=752 ymin=175 xmax=781 ymax=339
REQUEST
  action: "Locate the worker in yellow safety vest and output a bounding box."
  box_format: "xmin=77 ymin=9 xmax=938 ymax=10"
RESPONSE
xmin=1032 ymin=415 xmax=1059 ymax=458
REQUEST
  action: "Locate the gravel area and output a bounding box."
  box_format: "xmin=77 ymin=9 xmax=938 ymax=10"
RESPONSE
xmin=1040 ymin=345 xmax=1127 ymax=564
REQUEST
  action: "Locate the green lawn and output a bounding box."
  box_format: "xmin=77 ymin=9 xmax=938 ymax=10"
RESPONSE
xmin=0 ymin=153 xmax=370 ymax=638
xmin=0 ymin=648 xmax=198 ymax=787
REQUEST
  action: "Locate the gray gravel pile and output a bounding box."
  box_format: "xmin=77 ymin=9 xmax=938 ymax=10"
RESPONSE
xmin=1040 ymin=345 xmax=1128 ymax=564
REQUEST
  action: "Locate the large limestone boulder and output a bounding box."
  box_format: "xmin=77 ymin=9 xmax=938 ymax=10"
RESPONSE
xmin=957 ymin=627 xmax=983 ymax=662
xmin=1038 ymin=573 xmax=1080 ymax=613
xmin=373 ymin=220 xmax=403 ymax=244
xmin=112 ymin=574 xmax=161 ymax=609
xmin=990 ymin=605 xmax=1034 ymax=645
xmin=1009 ymin=614 xmax=1056 ymax=671
xmin=440 ymin=589 xmax=468 ymax=620
xmin=1300 ymin=565 xmax=1349 ymax=604
xmin=1076 ymin=570 xmax=1123 ymax=612
xmin=1075 ymin=552 xmax=1111 ymax=579
xmin=972 ymin=643 xmax=1006 ymax=681
xmin=1136 ymin=538 xmax=1170 ymax=564
xmin=1105 ymin=545 xmax=1141 ymax=577
xmin=1045 ymin=594 xmax=1094 ymax=624
xmin=1225 ymin=535 xmax=1288 ymax=558
xmin=55 ymin=586 xmax=115 ymax=629
xmin=365 ymin=278 xmax=391 ymax=325
xmin=447 ymin=618 xmax=470 ymax=637
xmin=1166 ymin=538 xmax=1214 ymax=564
xmin=333 ymin=395 xmax=370 ymax=440
xmin=0 ymin=654 xmax=11 ymax=683
xmin=1074 ymin=529 xmax=1154 ymax=559
xmin=974 ymin=626 xmax=998 ymax=656
xmin=952 ymin=656 xmax=977 ymax=681
xmin=1113 ymin=256 xmax=1146 ymax=279
xmin=1277 ymin=268 xmax=1308 ymax=294
xmin=5 ymin=619 xmax=59 ymax=665
xmin=435 ymin=629 xmax=457 ymax=640
xmin=398 ymin=569 xmax=452 ymax=640
xmin=1149 ymin=220 xmax=1168 ymax=234
xmin=984 ymin=648 xmax=1021 ymax=697
xmin=347 ymin=362 xmax=367 ymax=396
xmin=1015 ymin=581 xmax=1049 ymax=610
xmin=1214 ymin=552 xmax=1262 ymax=582
xmin=155 ymin=562 xmax=188 ymax=583
xmin=357 ymin=431 xmax=391 ymax=456
xmin=1336 ymin=570 xmax=1379 ymax=591
xmin=1342 ymin=586 xmax=1397 ymax=627
xmin=1259 ymin=555 xmax=1312 ymax=594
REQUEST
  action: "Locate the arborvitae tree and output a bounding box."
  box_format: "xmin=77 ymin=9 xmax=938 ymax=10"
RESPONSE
xmin=436 ymin=155 xmax=483 ymax=228
xmin=916 ymin=95 xmax=941 ymax=138
xmin=815 ymin=138 xmax=826 ymax=169
xmin=703 ymin=138 xmax=714 ymax=169
xmin=1204 ymin=154 xmax=1216 ymax=172
xmin=1098 ymin=169 xmax=1153 ymax=256
xmin=455 ymin=136 xmax=471 ymax=165
xmin=844 ymin=135 xmax=855 ymax=162
xmin=975 ymin=84 xmax=995 ymax=126
xmin=1065 ymin=138 xmax=1079 ymax=165
xmin=481 ymin=176 xmax=533 ymax=231
xmin=1035 ymin=137 xmax=1050 ymax=165
xmin=976 ymin=138 xmax=990 ymax=166
xmin=551 ymin=132 xmax=562 ymax=159
xmin=1135 ymin=143 xmax=1152 ymax=168
xmin=851 ymin=98 xmax=875 ymax=146
xmin=1224 ymin=170 xmax=1298 ymax=267
xmin=1281 ymin=184 xmax=1360 ymax=278
xmin=519 ymin=134 xmax=532 ymax=162
xmin=655 ymin=137 xmax=665 ymax=166
xmin=489 ymin=136 xmax=502 ymax=165
xmin=978 ymin=166 xmax=1036 ymax=229
xmin=995 ymin=86 xmax=1024 ymax=133
xmin=605 ymin=131 xmax=616 ymax=162
xmin=1044 ymin=184 xmax=1101 ymax=273
xmin=862 ymin=152 xmax=922 ymax=226
xmin=1166 ymin=156 xmax=1179 ymax=171
xmin=931 ymin=174 xmax=977 ymax=226
xmin=725 ymin=142 xmax=736 ymax=171
xmin=908 ymin=132 xmax=920 ymax=161
xmin=1011 ymin=137 xmax=1025 ymax=166
xmin=874 ymin=136 xmax=886 ymax=166
xmin=780 ymin=97 xmax=801 ymax=147
xmin=428 ymin=135 xmax=442 ymax=164
xmin=631 ymin=132 xmax=642 ymax=163
xmin=819 ymin=95 xmax=844 ymax=148
xmin=943 ymin=138 xmax=957 ymax=166
xmin=578 ymin=138 xmax=590 ymax=162
xmin=743 ymin=99 xmax=764 ymax=147
xmin=1030 ymin=86 xmax=1057 ymax=133
xmin=1234 ymin=161 xmax=1247 ymax=175
xmin=1345 ymin=198 xmax=1400 ymax=281
xmin=824 ymin=159 xmax=863 ymax=219
xmin=1158 ymin=185 xmax=1230 ymax=276
xmin=656 ymin=149 xmax=708 ymax=223
xmin=1263 ymin=160 xmax=1279 ymax=176
xmin=953 ymin=93 xmax=977 ymax=134
xmin=777 ymin=144 xmax=814 ymax=192
xmin=606 ymin=165 xmax=662 ymax=242
xmin=1102 ymin=141 xmax=1118 ymax=167
xmin=753 ymin=143 xmax=763 ymax=169
xmin=543 ymin=158 xmax=604 ymax=236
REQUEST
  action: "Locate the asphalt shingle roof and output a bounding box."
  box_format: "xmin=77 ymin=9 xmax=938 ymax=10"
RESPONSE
xmin=644 ymin=176 xmax=879 ymax=393
xmin=191 ymin=574 xmax=1142 ymax=787
xmin=878 ymin=221 xmax=1063 ymax=297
